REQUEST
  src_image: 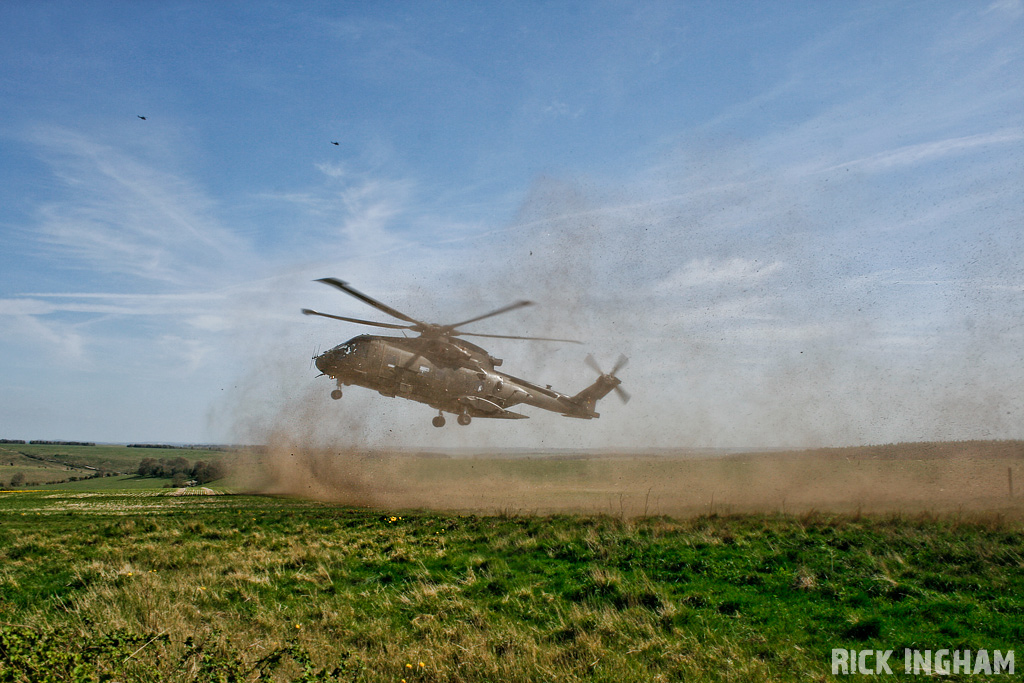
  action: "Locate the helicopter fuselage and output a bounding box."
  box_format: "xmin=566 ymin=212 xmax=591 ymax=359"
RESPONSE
xmin=303 ymin=278 xmax=626 ymax=427
xmin=314 ymin=334 xmax=617 ymax=423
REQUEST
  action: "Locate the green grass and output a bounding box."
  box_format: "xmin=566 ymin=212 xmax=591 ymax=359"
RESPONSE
xmin=30 ymin=474 xmax=180 ymax=490
xmin=1 ymin=490 xmax=1021 ymax=681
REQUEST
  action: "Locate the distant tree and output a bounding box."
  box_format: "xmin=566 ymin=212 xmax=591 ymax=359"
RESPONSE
xmin=137 ymin=456 xmax=197 ymax=479
xmin=170 ymin=472 xmax=188 ymax=487
xmin=191 ymin=460 xmax=225 ymax=485
xmin=11 ymin=472 xmax=26 ymax=487
xmin=169 ymin=456 xmax=190 ymax=474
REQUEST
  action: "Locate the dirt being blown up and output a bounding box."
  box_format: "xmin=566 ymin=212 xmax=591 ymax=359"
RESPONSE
xmin=233 ymin=439 xmax=1024 ymax=518
xmin=220 ymin=175 xmax=1023 ymax=515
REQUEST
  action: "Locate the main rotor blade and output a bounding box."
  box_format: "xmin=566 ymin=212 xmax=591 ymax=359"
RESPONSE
xmin=301 ymin=309 xmax=413 ymax=330
xmin=459 ymin=331 xmax=583 ymax=344
xmin=314 ymin=278 xmax=426 ymax=327
xmin=611 ymin=354 xmax=629 ymax=376
xmin=445 ymin=300 xmax=534 ymax=331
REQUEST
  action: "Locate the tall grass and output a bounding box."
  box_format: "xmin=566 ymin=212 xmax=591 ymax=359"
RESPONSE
xmin=1 ymin=491 xmax=1021 ymax=681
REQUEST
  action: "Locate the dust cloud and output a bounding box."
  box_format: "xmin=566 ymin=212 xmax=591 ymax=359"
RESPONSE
xmin=230 ymin=441 xmax=1024 ymax=519
xmin=218 ymin=166 xmax=1022 ymax=515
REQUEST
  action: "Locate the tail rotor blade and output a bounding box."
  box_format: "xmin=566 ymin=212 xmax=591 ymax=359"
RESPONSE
xmin=584 ymin=354 xmax=603 ymax=375
xmin=614 ymin=385 xmax=631 ymax=404
xmin=611 ymin=354 xmax=629 ymax=376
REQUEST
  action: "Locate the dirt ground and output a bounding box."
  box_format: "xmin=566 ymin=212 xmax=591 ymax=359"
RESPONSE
xmin=235 ymin=440 xmax=1024 ymax=518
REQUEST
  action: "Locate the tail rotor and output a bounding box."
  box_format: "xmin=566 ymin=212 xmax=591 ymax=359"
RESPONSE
xmin=584 ymin=353 xmax=631 ymax=404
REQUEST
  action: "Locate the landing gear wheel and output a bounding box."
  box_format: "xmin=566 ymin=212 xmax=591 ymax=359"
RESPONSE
xmin=330 ymin=389 xmax=343 ymax=400
xmin=457 ymin=413 xmax=472 ymax=426
xmin=432 ymin=415 xmax=446 ymax=428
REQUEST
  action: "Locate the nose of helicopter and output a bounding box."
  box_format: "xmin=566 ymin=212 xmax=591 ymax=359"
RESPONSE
xmin=314 ymin=345 xmax=351 ymax=375
xmin=314 ymin=349 xmax=334 ymax=374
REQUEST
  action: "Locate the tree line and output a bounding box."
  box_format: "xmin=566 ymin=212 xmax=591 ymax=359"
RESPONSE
xmin=128 ymin=444 xmax=229 ymax=450
xmin=136 ymin=457 xmax=225 ymax=486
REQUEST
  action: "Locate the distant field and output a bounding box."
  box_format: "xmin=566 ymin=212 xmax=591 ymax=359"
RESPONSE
xmin=1 ymin=489 xmax=1022 ymax=682
xmin=31 ymin=474 xmax=180 ymax=491
xmin=0 ymin=443 xmax=231 ymax=488
xmin=4 ymin=442 xmax=232 ymax=472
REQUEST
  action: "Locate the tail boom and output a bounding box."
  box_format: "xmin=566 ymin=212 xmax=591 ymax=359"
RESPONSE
xmin=565 ymin=374 xmax=622 ymax=418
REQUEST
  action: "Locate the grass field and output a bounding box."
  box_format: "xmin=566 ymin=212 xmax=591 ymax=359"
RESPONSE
xmin=1 ymin=487 xmax=1022 ymax=682
xmin=0 ymin=443 xmax=231 ymax=489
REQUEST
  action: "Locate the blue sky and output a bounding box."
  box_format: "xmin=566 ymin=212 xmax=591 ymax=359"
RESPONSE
xmin=1 ymin=1 xmax=1021 ymax=448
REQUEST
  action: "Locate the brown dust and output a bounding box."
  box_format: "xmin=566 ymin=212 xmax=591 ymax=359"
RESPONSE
xmin=233 ymin=439 xmax=1024 ymax=518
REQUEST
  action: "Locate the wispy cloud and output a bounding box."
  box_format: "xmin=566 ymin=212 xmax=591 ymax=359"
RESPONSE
xmin=1 ymin=311 xmax=87 ymax=365
xmin=655 ymin=258 xmax=785 ymax=293
xmin=26 ymin=126 xmax=248 ymax=286
xmin=0 ymin=292 xmax=224 ymax=315
xmin=258 ymin=162 xmax=418 ymax=262
xmin=822 ymin=130 xmax=1024 ymax=174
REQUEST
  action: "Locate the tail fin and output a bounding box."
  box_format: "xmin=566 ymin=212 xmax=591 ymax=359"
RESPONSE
xmin=569 ymin=354 xmax=630 ymax=416
xmin=571 ymin=374 xmax=624 ymax=415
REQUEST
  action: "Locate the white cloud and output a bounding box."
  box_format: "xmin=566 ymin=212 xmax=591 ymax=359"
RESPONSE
xmin=0 ymin=292 xmax=226 ymax=318
xmin=1 ymin=313 xmax=87 ymax=364
xmin=157 ymin=336 xmax=214 ymax=374
xmin=655 ymin=258 xmax=784 ymax=293
xmin=822 ymin=130 xmax=1024 ymax=174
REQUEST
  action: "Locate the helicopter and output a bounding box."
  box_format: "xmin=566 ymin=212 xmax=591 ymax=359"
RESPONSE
xmin=302 ymin=278 xmax=629 ymax=427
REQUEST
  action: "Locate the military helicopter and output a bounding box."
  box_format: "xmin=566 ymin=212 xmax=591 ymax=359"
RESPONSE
xmin=302 ymin=278 xmax=629 ymax=427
